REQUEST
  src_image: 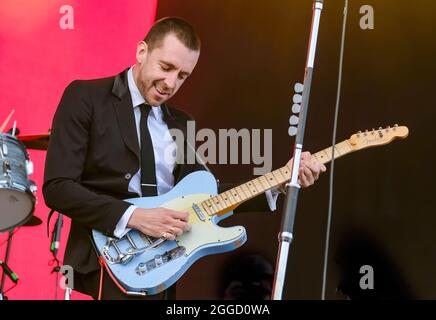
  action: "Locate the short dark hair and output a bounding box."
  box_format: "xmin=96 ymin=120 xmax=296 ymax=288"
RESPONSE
xmin=144 ymin=17 xmax=201 ymax=52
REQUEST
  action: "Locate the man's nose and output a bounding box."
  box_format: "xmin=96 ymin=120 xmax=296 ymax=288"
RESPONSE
xmin=164 ymin=72 xmax=177 ymax=90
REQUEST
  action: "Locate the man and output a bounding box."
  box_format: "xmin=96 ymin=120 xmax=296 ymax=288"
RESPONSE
xmin=43 ymin=17 xmax=326 ymax=300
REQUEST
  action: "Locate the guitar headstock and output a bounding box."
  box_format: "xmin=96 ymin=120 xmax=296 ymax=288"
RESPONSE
xmin=347 ymin=125 xmax=409 ymax=151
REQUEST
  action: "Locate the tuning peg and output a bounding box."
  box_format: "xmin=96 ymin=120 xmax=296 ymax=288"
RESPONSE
xmin=288 ymin=126 xmax=297 ymax=136
xmin=379 ymin=127 xmax=383 ymax=130
xmin=289 ymin=115 xmax=299 ymax=125
xmin=292 ymin=103 xmax=301 ymax=113
xmin=371 ymin=128 xmax=375 ymax=135
xmin=294 ymin=82 xmax=304 ymax=93
xmin=293 ymin=94 xmax=302 ymax=104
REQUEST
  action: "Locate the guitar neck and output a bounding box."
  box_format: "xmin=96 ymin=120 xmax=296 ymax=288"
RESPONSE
xmin=200 ymin=140 xmax=354 ymax=216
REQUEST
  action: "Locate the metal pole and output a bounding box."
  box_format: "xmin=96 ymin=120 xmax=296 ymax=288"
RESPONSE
xmin=271 ymin=0 xmax=324 ymax=300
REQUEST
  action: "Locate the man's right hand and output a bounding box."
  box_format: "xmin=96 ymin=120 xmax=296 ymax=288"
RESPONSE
xmin=127 ymin=207 xmax=191 ymax=241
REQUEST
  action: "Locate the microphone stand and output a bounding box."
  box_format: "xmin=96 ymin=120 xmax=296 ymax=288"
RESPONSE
xmin=50 ymin=212 xmax=63 ymax=300
xmin=271 ymin=0 xmax=324 ymax=300
xmin=49 ymin=213 xmax=72 ymax=300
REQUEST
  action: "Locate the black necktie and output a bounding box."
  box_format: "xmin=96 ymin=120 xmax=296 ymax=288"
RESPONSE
xmin=139 ymin=104 xmax=157 ymax=196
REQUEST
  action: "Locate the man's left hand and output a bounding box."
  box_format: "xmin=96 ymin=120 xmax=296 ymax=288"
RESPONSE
xmin=285 ymin=151 xmax=327 ymax=188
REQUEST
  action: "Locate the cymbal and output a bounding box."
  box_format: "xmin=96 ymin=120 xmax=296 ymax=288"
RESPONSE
xmin=23 ymin=216 xmax=42 ymax=227
xmin=18 ymin=133 xmax=50 ymax=150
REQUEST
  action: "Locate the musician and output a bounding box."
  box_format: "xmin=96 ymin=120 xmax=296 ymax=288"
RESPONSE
xmin=43 ymin=17 xmax=326 ymax=300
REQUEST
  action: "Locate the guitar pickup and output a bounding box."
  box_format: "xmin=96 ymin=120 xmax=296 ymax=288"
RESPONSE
xmin=192 ymin=203 xmax=206 ymax=221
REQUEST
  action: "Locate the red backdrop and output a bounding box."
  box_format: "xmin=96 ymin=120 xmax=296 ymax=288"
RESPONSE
xmin=0 ymin=0 xmax=157 ymax=299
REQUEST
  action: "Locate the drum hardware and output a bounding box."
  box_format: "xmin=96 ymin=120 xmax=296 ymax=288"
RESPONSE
xmin=0 ymin=111 xmax=45 ymax=298
xmin=0 ymin=133 xmax=37 ymax=232
xmin=0 ymin=109 xmax=15 ymax=133
xmin=0 ymin=231 xmax=18 ymax=300
xmin=17 ymin=133 xmax=50 ymax=150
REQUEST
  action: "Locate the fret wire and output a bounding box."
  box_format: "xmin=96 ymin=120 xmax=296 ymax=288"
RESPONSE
xmin=313 ymin=153 xmax=324 ymax=163
xmin=279 ymin=167 xmax=291 ymax=181
xmin=208 ymin=196 xmax=220 ymax=212
xmin=244 ymin=182 xmax=257 ymax=196
xmin=237 ymin=185 xmax=249 ymax=199
xmin=272 ymin=170 xmax=285 ymax=185
xmin=322 ymin=149 xmax=331 ymax=160
xmin=231 ymin=189 xmax=243 ymax=205
xmin=259 ymin=175 xmax=271 ymax=189
xmin=219 ymin=193 xmax=229 ymax=207
xmin=265 ymin=172 xmax=278 ymax=187
xmin=275 ymin=168 xmax=288 ymax=182
xmin=252 ymin=178 xmax=264 ymax=192
xmin=213 ymin=195 xmax=225 ymax=211
xmin=207 ymin=197 xmax=219 ymax=213
xmin=246 ymin=181 xmax=258 ymax=194
xmin=203 ymin=198 xmax=217 ymax=215
xmin=314 ymin=151 xmax=325 ymax=162
xmin=200 ymin=202 xmax=212 ymax=215
xmin=241 ymin=183 xmax=254 ymax=197
xmin=224 ymin=190 xmax=236 ymax=205
xmin=230 ymin=188 xmax=242 ymax=202
xmin=339 ymin=141 xmax=352 ymax=152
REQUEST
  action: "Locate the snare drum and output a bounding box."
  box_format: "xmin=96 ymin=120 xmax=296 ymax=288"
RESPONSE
xmin=0 ymin=134 xmax=36 ymax=232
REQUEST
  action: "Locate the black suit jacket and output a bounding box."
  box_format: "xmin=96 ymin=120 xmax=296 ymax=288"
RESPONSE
xmin=43 ymin=69 xmax=272 ymax=274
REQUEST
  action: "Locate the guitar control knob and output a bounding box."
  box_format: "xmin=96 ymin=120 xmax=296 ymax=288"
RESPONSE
xmin=154 ymin=254 xmax=163 ymax=267
xmin=135 ymin=262 xmax=148 ymax=275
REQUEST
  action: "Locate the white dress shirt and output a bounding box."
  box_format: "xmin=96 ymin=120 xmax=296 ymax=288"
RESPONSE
xmin=114 ymin=67 xmax=279 ymax=238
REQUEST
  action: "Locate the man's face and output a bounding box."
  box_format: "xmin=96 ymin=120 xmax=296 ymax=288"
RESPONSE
xmin=133 ymin=33 xmax=200 ymax=106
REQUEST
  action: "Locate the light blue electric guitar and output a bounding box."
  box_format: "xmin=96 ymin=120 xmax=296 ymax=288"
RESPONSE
xmin=92 ymin=126 xmax=408 ymax=296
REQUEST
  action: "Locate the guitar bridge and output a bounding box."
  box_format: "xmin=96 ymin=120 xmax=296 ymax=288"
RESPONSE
xmin=102 ymin=233 xmax=165 ymax=265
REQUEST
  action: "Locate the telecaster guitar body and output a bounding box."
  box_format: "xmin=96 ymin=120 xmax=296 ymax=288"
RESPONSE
xmin=92 ymin=171 xmax=245 ymax=295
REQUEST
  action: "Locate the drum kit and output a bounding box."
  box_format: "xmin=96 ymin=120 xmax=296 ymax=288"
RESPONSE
xmin=0 ymin=110 xmax=50 ymax=299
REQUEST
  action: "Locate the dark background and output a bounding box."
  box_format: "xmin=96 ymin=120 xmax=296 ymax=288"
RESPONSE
xmin=156 ymin=0 xmax=436 ymax=299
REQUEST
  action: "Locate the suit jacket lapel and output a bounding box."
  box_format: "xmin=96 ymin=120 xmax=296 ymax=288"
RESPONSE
xmin=112 ymin=69 xmax=140 ymax=161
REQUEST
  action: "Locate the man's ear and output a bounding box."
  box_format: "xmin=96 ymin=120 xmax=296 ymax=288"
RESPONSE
xmin=136 ymin=41 xmax=148 ymax=64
